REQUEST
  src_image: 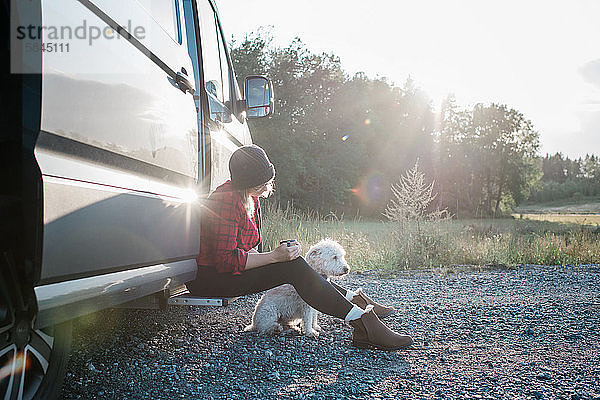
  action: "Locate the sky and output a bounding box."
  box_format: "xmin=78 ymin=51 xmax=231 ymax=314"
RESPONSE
xmin=217 ymin=0 xmax=600 ymax=159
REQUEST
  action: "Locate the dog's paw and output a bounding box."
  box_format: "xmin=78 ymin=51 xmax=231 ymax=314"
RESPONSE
xmin=281 ymin=325 xmax=301 ymax=337
xmin=314 ymin=324 xmax=323 ymax=333
xmin=256 ymin=323 xmax=285 ymax=336
xmin=305 ymin=328 xmax=320 ymax=338
xmin=271 ymin=324 xmax=284 ymax=334
xmin=282 ymin=323 xmax=301 ymax=331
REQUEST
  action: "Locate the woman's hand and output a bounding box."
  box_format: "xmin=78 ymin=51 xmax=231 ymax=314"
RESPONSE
xmin=272 ymin=241 xmax=302 ymax=262
xmin=244 ymin=241 xmax=303 ymax=270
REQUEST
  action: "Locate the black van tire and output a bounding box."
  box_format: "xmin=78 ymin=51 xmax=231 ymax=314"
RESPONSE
xmin=31 ymin=322 xmax=72 ymax=400
xmin=1 ymin=258 xmax=72 ymax=400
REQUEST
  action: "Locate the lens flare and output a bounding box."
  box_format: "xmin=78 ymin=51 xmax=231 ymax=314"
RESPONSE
xmin=181 ymin=188 xmax=198 ymax=203
xmin=352 ymin=172 xmax=386 ymax=208
xmin=341 ymin=134 xmax=349 ymax=141
xmin=363 ymin=119 xmax=371 ymax=125
xmin=0 ymin=351 xmax=27 ymax=381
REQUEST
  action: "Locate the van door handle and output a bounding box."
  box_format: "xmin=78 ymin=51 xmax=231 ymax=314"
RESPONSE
xmin=175 ymin=71 xmax=195 ymax=95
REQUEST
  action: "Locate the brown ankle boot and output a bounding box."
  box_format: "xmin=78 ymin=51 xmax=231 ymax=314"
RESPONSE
xmin=351 ymin=289 xmax=395 ymax=319
xmin=350 ymin=308 xmax=413 ymax=351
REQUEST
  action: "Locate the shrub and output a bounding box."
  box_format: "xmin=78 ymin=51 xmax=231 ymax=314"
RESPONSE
xmin=383 ymin=160 xmax=449 ymax=223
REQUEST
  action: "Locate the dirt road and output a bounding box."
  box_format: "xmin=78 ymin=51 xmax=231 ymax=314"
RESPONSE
xmin=61 ymin=264 xmax=600 ymax=399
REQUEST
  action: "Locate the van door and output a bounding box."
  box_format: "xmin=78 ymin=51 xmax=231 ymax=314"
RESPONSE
xmin=184 ymin=0 xmax=252 ymax=192
xmin=36 ymin=0 xmax=200 ymax=283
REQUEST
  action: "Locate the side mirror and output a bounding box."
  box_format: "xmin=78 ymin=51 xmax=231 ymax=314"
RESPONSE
xmin=244 ymin=75 xmax=274 ymax=119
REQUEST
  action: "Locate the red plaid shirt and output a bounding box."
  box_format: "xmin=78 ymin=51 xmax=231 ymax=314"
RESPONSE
xmin=196 ymin=180 xmax=261 ymax=274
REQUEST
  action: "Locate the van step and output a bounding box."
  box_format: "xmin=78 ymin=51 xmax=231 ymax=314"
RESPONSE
xmin=168 ymin=294 xmax=239 ymax=307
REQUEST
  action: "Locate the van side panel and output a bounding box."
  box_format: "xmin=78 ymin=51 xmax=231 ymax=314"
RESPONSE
xmin=36 ymin=0 xmax=200 ymax=283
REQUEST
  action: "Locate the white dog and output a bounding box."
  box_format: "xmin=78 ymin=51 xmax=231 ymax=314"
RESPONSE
xmin=244 ymin=239 xmax=350 ymax=338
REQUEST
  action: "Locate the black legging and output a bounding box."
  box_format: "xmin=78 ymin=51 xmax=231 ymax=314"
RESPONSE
xmin=186 ymin=257 xmax=353 ymax=320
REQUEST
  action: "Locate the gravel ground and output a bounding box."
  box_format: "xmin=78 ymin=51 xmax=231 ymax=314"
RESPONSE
xmin=60 ymin=265 xmax=600 ymax=400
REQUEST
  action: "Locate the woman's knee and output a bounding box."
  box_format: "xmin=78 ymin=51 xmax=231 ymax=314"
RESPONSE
xmin=288 ymin=256 xmax=312 ymax=271
xmin=285 ymin=257 xmax=317 ymax=280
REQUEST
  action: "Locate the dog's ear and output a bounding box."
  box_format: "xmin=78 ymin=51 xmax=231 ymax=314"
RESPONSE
xmin=307 ymin=248 xmax=321 ymax=258
xmin=306 ymin=248 xmax=322 ymax=264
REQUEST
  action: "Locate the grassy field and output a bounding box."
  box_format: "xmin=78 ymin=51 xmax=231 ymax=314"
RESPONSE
xmin=515 ymin=196 xmax=600 ymax=213
xmin=261 ymin=203 xmax=600 ymax=274
xmin=513 ymin=213 xmax=600 ymax=225
xmin=513 ymin=199 xmax=600 ymax=226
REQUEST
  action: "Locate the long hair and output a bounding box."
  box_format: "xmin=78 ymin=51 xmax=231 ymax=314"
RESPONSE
xmin=238 ymin=188 xmax=254 ymax=217
xmin=236 ymin=182 xmax=274 ymax=217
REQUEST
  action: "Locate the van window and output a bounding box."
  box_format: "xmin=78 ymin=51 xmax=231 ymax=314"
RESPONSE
xmin=137 ymin=0 xmax=182 ymax=43
xmin=182 ymin=0 xmax=201 ymax=92
xmin=197 ymin=0 xmax=232 ymax=122
xmin=216 ymin=28 xmax=231 ymax=108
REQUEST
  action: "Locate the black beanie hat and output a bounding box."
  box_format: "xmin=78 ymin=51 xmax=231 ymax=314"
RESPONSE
xmin=229 ymin=145 xmax=275 ymax=190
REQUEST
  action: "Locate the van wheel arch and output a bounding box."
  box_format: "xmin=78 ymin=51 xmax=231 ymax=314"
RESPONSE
xmin=1 ymin=251 xmax=72 ymax=400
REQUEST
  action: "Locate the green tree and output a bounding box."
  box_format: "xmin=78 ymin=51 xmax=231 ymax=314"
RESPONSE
xmin=541 ymin=153 xmax=579 ymax=183
xmin=436 ymin=102 xmax=541 ymax=216
xmin=234 ymin=36 xmax=351 ymax=210
xmin=435 ymin=94 xmax=475 ymax=215
xmin=471 ymin=103 xmax=540 ymax=215
xmin=581 ymin=154 xmax=600 ymax=183
xmin=230 ymin=27 xmax=271 ymax=87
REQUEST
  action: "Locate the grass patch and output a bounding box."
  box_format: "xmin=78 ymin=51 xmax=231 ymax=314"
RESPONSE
xmin=513 ymin=213 xmax=600 ymax=226
xmin=261 ymin=203 xmax=600 ymax=274
xmin=514 ymin=199 xmax=600 ymax=214
xmin=512 ymin=200 xmax=600 ymax=226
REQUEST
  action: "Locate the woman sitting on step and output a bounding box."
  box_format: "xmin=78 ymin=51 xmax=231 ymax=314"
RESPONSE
xmin=186 ymin=145 xmax=413 ymax=351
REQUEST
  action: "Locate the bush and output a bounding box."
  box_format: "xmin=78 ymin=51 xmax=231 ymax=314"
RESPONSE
xmin=529 ymin=179 xmax=600 ymax=203
xmin=383 ymin=160 xmax=450 ymax=223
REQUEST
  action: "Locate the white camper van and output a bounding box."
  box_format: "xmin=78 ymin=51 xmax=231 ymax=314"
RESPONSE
xmin=1 ymin=0 xmax=273 ymax=398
